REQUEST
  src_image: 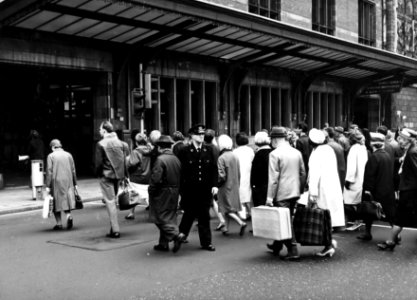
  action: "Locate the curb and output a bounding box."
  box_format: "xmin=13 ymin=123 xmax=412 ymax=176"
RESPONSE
xmin=0 ymin=197 xmax=102 ymax=216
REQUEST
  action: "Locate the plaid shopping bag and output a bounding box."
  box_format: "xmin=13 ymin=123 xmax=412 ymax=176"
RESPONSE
xmin=293 ymin=205 xmax=332 ymax=246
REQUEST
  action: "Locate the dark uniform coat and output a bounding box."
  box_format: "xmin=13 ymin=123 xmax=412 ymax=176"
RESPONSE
xmin=362 ymin=148 xmax=396 ymax=221
xmin=178 ymin=143 xmax=218 ymax=210
xmin=177 ymin=142 xmax=218 ymax=247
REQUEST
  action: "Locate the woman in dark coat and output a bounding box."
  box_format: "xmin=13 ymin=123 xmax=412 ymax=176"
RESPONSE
xmin=216 ymin=134 xmax=247 ymax=236
xmin=250 ymin=131 xmax=272 ymax=207
xmin=148 ymin=135 xmax=183 ymax=252
xmin=358 ymin=133 xmax=395 ymax=241
xmin=378 ymin=128 xmax=417 ymax=250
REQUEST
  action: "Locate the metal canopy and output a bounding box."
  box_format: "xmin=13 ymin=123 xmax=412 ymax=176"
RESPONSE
xmin=1 ymin=0 xmax=417 ymax=85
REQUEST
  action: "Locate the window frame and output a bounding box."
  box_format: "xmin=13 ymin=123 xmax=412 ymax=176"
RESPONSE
xmin=249 ymin=0 xmax=281 ymax=21
xmin=358 ymin=0 xmax=376 ymax=46
xmin=312 ymin=0 xmax=335 ymax=35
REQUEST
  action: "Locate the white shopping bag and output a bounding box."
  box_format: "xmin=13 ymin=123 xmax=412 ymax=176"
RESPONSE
xmin=42 ymin=194 xmax=53 ymax=219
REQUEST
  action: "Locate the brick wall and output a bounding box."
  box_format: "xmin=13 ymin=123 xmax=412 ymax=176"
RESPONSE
xmin=392 ymin=87 xmax=417 ymax=129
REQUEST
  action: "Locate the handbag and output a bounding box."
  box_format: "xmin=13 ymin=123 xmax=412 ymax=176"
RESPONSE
xmin=42 ymin=193 xmax=53 ymax=219
xmin=358 ymin=193 xmax=385 ymax=220
xmin=74 ymin=188 xmax=83 ymax=210
xmin=293 ymin=202 xmax=332 ymax=246
xmin=118 ymin=179 xmax=140 ymax=210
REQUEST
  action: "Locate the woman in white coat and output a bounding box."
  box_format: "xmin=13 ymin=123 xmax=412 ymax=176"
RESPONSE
xmin=233 ymin=132 xmax=254 ymax=220
xmin=308 ymin=129 xmax=344 ymax=257
xmin=343 ymin=130 xmax=368 ymax=231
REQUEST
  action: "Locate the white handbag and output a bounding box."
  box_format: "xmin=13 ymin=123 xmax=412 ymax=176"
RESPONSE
xmin=42 ymin=194 xmax=53 ymax=219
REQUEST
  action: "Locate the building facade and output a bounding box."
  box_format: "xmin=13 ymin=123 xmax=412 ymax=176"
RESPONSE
xmin=1 ymin=0 xmax=417 ymax=185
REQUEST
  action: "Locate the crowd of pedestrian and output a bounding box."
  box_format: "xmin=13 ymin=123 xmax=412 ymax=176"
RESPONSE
xmin=42 ymin=118 xmax=417 ymax=259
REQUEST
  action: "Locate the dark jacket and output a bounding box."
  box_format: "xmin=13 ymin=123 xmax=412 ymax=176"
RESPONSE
xmin=363 ymin=148 xmax=396 ymax=220
xmin=127 ymin=145 xmax=152 ymax=184
xmin=327 ymin=140 xmax=346 ymax=190
xmin=399 ymin=144 xmax=417 ymax=191
xmin=295 ymin=135 xmax=311 ymax=174
xmin=95 ymin=132 xmax=130 ymax=179
xmin=149 ymin=149 xmax=181 ymax=224
xmin=250 ymin=146 xmax=272 ymax=207
xmin=28 ymin=138 xmax=45 ymax=160
xmin=177 ymin=142 xmax=218 ymax=209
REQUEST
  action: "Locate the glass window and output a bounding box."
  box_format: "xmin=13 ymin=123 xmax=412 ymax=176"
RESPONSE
xmin=358 ymin=0 xmax=376 ymax=46
xmin=249 ymin=0 xmax=281 ymax=21
xmin=312 ymin=0 xmax=335 ymax=35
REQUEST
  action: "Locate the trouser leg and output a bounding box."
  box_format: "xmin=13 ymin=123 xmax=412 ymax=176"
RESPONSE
xmin=179 ymin=209 xmax=195 ymax=236
xmin=197 ymin=207 xmax=212 ymax=247
xmin=100 ymin=178 xmax=120 ymax=233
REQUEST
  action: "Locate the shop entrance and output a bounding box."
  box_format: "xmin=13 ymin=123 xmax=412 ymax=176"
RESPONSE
xmin=353 ymin=96 xmax=380 ymax=131
xmin=0 ymin=64 xmax=97 ymax=188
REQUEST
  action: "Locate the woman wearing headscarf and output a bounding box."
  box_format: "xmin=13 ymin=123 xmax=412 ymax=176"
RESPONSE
xmin=125 ymin=133 xmax=152 ymax=220
xmin=216 ymin=134 xmax=247 ymax=236
xmin=250 ymin=131 xmax=272 ymax=207
xmin=45 ymin=139 xmax=77 ymax=230
xmin=343 ymin=130 xmax=369 ymax=231
xmin=308 ymin=129 xmax=344 ymax=257
xmin=378 ymin=128 xmax=417 ymax=250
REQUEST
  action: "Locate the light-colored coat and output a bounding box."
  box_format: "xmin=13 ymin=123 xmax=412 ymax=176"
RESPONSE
xmin=217 ymin=150 xmax=241 ymax=214
xmin=343 ymin=144 xmax=368 ymax=205
xmin=233 ymin=145 xmax=254 ymax=204
xmin=267 ymin=142 xmax=306 ymax=202
xmin=308 ymin=144 xmax=345 ymax=227
xmin=45 ymin=148 xmax=77 ymax=212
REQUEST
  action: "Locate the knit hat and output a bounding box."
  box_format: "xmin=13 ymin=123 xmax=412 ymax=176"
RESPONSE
xmin=309 ymin=129 xmax=325 ymax=145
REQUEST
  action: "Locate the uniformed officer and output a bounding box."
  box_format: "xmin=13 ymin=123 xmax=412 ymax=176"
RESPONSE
xmin=177 ymin=124 xmax=218 ymax=251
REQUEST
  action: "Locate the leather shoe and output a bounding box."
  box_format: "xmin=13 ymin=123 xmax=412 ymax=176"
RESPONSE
xmin=266 ymin=243 xmax=282 ymax=255
xmin=281 ymin=254 xmax=300 ymax=261
xmin=154 ymin=244 xmax=169 ymax=252
xmin=173 ymin=233 xmax=186 ymax=253
xmin=67 ymin=217 xmax=73 ymax=230
xmin=53 ymin=225 xmax=63 ymax=230
xmin=215 ymin=223 xmax=226 ymax=231
xmin=201 ymin=244 xmax=216 ymax=251
xmin=106 ymin=231 xmax=120 ymax=238
xmin=125 ymin=214 xmax=135 ymax=220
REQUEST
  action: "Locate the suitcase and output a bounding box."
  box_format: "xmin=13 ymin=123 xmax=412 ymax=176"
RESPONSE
xmin=293 ymin=206 xmax=332 ymax=246
xmin=251 ymin=206 xmax=292 ymax=240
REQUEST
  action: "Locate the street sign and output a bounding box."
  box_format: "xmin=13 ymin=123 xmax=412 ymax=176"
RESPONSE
xmin=361 ymin=77 xmax=403 ymax=95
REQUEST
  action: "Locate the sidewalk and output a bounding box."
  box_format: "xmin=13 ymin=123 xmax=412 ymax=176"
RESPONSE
xmin=0 ymin=178 xmax=102 ymax=215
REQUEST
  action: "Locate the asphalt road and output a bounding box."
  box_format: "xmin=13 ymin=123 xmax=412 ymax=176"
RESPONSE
xmin=1 ymin=202 xmax=417 ymax=300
